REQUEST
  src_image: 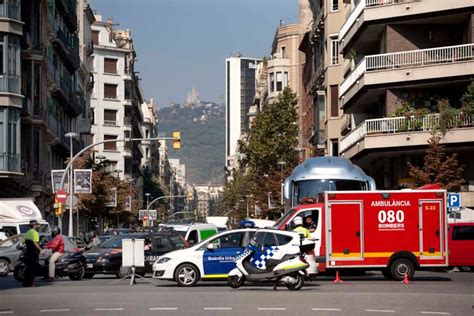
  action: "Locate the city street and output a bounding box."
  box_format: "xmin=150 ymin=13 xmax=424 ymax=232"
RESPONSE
xmin=0 ymin=271 xmax=472 ymax=316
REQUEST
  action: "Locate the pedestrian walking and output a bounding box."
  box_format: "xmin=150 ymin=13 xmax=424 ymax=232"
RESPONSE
xmin=44 ymin=227 xmax=64 ymax=281
xmin=22 ymin=220 xmax=43 ymax=287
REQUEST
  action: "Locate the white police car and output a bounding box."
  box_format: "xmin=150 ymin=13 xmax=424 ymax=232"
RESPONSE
xmin=152 ymin=228 xmax=258 ymax=286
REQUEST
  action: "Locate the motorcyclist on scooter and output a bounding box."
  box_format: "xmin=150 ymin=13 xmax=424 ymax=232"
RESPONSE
xmin=44 ymin=227 xmax=64 ymax=282
xmin=292 ymin=217 xmax=310 ymax=238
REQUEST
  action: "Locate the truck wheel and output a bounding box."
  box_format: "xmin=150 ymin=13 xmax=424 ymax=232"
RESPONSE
xmin=381 ymin=269 xmax=393 ymax=280
xmin=174 ymin=264 xmax=199 ymax=287
xmin=0 ymin=259 xmax=10 ymax=277
xmin=390 ymin=258 xmax=415 ymax=281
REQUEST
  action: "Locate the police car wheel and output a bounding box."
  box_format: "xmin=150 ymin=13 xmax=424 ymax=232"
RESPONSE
xmin=174 ymin=264 xmax=199 ymax=287
xmin=390 ymin=258 xmax=415 ymax=281
xmin=0 ymin=259 xmax=10 ymax=277
xmin=227 ymin=275 xmax=245 ymax=288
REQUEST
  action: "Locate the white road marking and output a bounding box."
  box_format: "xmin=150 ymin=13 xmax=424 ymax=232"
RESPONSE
xmin=150 ymin=307 xmax=178 ymax=311
xmin=312 ymin=308 xmax=342 ymax=311
xmin=420 ymin=312 xmax=451 ymax=315
xmin=0 ymin=311 xmax=14 ymax=315
xmin=94 ymin=308 xmax=124 ymax=311
xmin=203 ymin=307 xmax=232 ymax=311
xmin=366 ymin=310 xmax=395 ymax=313
xmin=40 ymin=309 xmax=71 ymax=313
xmin=258 ymin=308 xmax=287 ymax=311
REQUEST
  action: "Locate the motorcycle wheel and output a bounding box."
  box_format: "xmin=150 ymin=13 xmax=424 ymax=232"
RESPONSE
xmin=69 ymin=263 xmax=86 ymax=281
xmin=227 ymin=275 xmax=245 ymax=289
xmin=13 ymin=265 xmax=25 ymax=283
xmin=286 ymin=273 xmax=304 ymax=291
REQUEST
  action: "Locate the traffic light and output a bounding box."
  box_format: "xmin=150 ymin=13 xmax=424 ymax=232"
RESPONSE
xmin=172 ymin=131 xmax=181 ymax=149
xmin=187 ymin=191 xmax=193 ymax=200
xmin=55 ymin=203 xmax=62 ymax=216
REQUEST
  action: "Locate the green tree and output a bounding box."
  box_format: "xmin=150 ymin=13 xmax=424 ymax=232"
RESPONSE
xmin=407 ymin=134 xmax=464 ymax=191
xmin=223 ymin=87 xmax=299 ymax=219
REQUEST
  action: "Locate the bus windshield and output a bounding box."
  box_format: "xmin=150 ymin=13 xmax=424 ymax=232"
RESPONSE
xmin=292 ymin=179 xmax=367 ymax=205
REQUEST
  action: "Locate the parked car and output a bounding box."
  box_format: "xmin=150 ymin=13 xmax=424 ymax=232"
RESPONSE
xmin=448 ymin=222 xmax=474 ymax=272
xmin=0 ymin=235 xmax=22 ymax=277
xmin=84 ymin=231 xmax=187 ymax=278
xmin=152 ymin=228 xmax=258 ymax=286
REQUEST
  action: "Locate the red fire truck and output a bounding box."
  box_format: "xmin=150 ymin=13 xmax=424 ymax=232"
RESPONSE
xmin=274 ymin=189 xmax=448 ymax=280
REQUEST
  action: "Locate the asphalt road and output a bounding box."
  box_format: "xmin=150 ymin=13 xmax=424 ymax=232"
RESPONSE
xmin=0 ymin=271 xmax=473 ymax=316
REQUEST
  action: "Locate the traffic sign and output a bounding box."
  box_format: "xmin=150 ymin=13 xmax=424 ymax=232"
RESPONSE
xmin=448 ymin=193 xmax=460 ymax=208
xmin=55 ymin=190 xmax=68 ymax=203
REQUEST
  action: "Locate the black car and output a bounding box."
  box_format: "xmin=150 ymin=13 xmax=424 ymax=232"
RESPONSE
xmin=84 ymin=232 xmax=187 ymax=278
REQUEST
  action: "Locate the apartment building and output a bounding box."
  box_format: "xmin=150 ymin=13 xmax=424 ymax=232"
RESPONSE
xmin=300 ymin=0 xmax=350 ymax=157
xmin=225 ymin=55 xmax=261 ymax=180
xmin=0 ymin=1 xmax=92 ymax=216
xmin=90 ymin=15 xmax=144 ymax=179
xmin=337 ymin=0 xmax=474 ymax=207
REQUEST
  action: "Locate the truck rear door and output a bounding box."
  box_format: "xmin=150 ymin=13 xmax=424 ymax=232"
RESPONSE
xmin=419 ymin=200 xmax=444 ymax=259
xmin=327 ymin=201 xmax=363 ymax=261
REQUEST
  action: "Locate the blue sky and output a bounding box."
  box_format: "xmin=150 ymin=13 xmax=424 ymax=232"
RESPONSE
xmin=89 ymin=0 xmax=298 ymax=106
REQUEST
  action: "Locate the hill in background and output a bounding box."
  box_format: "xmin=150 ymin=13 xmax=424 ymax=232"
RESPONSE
xmin=158 ymin=102 xmax=225 ymax=185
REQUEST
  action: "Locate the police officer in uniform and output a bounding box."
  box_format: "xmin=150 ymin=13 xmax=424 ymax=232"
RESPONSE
xmin=292 ymin=217 xmax=310 ymax=238
xmin=22 ymin=220 xmax=43 ymax=287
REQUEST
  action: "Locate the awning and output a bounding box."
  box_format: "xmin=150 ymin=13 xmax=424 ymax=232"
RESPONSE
xmin=0 ymin=198 xmax=43 ymax=221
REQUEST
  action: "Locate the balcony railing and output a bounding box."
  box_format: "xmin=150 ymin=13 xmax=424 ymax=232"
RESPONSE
xmin=0 ymin=153 xmax=21 ymax=173
xmin=340 ymin=44 xmax=474 ymax=97
xmin=104 ymin=120 xmax=117 ymax=126
xmin=340 ymin=113 xmax=474 ymax=153
xmin=340 ymin=0 xmax=410 ymax=40
xmin=56 ymin=28 xmax=69 ymax=50
xmin=0 ymin=73 xmax=20 ymax=94
xmin=0 ymin=0 xmax=20 ymax=20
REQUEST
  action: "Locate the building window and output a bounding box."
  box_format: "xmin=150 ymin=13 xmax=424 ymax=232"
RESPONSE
xmin=284 ymin=72 xmax=288 ymax=89
xmin=104 ymin=83 xmax=117 ymax=99
xmin=146 ymin=148 xmax=149 ymax=158
xmin=124 ymin=80 xmax=132 ymax=100
xmin=0 ymin=108 xmax=20 ymax=172
xmin=276 ymin=72 xmax=283 ymax=92
xmin=331 ymin=0 xmax=339 ymax=11
xmin=0 ymin=34 xmax=20 ymax=93
xmin=280 ymin=46 xmax=286 ymax=58
xmin=270 ymin=73 xmax=275 ymax=92
xmin=330 ymin=85 xmax=339 ymax=118
xmin=330 ymin=36 xmax=339 ymax=65
xmin=91 ymin=30 xmax=99 ymax=45
xmin=331 ymin=139 xmax=339 ymax=156
xmin=90 ymin=108 xmax=95 ymax=124
xmin=103 ymin=135 xmax=117 ymax=151
xmin=104 ymin=58 xmax=117 ymax=74
xmin=103 ymin=109 xmax=117 ymax=125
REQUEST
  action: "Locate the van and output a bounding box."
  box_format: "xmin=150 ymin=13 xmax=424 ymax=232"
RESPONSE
xmin=0 ymin=198 xmax=50 ymax=237
xmin=448 ymin=222 xmax=474 ymax=271
xmin=160 ymin=222 xmax=218 ymax=245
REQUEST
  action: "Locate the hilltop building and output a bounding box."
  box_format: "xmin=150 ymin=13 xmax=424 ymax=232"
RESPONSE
xmin=185 ymin=85 xmax=201 ymax=106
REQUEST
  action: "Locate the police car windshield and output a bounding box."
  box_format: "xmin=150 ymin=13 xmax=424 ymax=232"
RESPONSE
xmin=294 ymin=179 xmax=366 ymax=202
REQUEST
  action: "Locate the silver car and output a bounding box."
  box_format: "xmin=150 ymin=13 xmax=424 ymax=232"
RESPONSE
xmin=0 ymin=235 xmax=22 ymax=277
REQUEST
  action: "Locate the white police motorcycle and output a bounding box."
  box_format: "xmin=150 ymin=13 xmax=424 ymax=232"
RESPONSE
xmin=227 ymin=228 xmax=315 ymax=291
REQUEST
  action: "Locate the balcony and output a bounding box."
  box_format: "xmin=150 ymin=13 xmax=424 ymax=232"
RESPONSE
xmin=104 ymin=120 xmax=117 ymax=126
xmin=339 ymin=44 xmax=474 ymax=110
xmin=0 ymin=0 xmax=21 ymax=21
xmin=65 ymin=93 xmax=83 ymax=117
xmin=339 ymin=113 xmax=474 ymax=158
xmin=57 ymin=0 xmax=77 ymax=31
xmin=0 ymin=73 xmax=20 ymax=94
xmin=54 ymin=28 xmax=69 ymax=55
xmin=339 ymin=0 xmax=472 ymax=53
xmin=0 ymin=153 xmax=21 ymax=174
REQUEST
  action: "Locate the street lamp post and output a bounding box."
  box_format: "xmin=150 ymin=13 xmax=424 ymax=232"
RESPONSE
xmin=57 ymin=135 xmax=179 ymax=234
xmin=146 ymin=195 xmax=186 ymax=222
xmin=145 ymin=193 xmax=151 ymax=209
xmin=65 ymin=132 xmax=78 ymax=237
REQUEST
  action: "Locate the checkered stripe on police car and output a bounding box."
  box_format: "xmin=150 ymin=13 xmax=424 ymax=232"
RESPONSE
xmin=252 ymin=246 xmax=279 ymax=269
